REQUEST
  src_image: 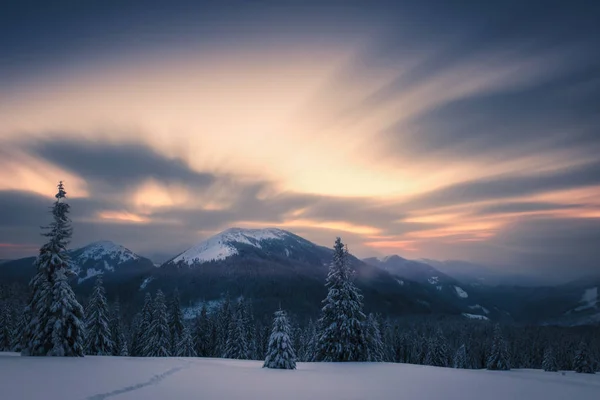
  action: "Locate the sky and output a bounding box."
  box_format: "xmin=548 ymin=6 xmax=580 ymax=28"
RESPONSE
xmin=1 ymin=0 xmax=599 ymax=282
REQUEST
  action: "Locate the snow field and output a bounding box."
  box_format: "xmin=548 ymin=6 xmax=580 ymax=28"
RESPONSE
xmin=2 ymin=353 xmax=599 ymax=400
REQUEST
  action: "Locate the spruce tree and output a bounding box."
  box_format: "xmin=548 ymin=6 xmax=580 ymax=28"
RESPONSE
xmin=263 ymin=310 xmax=296 ymax=370
xmin=84 ymin=275 xmax=113 ymax=355
xmin=11 ymin=311 xmax=26 ymax=352
xmin=573 ymin=341 xmax=595 ymax=374
xmin=217 ymin=295 xmax=232 ymax=357
xmin=22 ymin=181 xmax=85 ymax=357
xmin=542 ymin=346 xmax=559 ymax=372
xmin=315 ymin=238 xmax=367 ymax=362
xmin=120 ymin=338 xmax=129 ymax=356
xmin=454 ymin=344 xmax=468 ymax=369
xmin=0 ymin=303 xmax=12 ymax=351
xmin=176 ymin=326 xmax=197 ymax=357
xmin=134 ymin=293 xmax=153 ymax=356
xmin=144 ymin=290 xmax=171 ymax=357
xmin=302 ymin=319 xmax=317 ymax=362
xmin=193 ymin=304 xmax=211 ymax=357
xmin=223 ymin=313 xmax=249 ymax=359
xmin=425 ymin=329 xmax=450 ymax=367
xmin=487 ymin=324 xmax=511 ymax=370
xmin=168 ymin=288 xmax=185 ymax=355
xmin=110 ymin=300 xmax=124 ymax=356
xmin=365 ymin=313 xmax=384 ymax=362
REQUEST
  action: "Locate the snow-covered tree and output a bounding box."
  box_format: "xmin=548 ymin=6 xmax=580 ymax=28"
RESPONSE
xmin=425 ymin=329 xmax=450 ymax=367
xmin=110 ymin=300 xmax=125 ymax=356
xmin=542 ymin=346 xmax=559 ymax=372
xmin=315 ymin=238 xmax=367 ymax=362
xmin=365 ymin=313 xmax=384 ymax=362
xmin=193 ymin=304 xmax=211 ymax=357
xmin=263 ymin=309 xmax=296 ymax=370
xmin=0 ymin=302 xmax=12 ymax=351
xmin=84 ymin=275 xmax=113 ymax=355
xmin=300 ymin=319 xmax=317 ymax=362
xmin=144 ymin=290 xmax=171 ymax=357
xmin=11 ymin=311 xmax=26 ymax=352
xmin=22 ymin=181 xmax=85 ymax=357
xmin=176 ymin=326 xmax=197 ymax=357
xmin=237 ymin=298 xmax=256 ymax=359
xmin=119 ymin=339 xmax=129 ymax=357
xmin=217 ymin=294 xmax=232 ymax=356
xmin=223 ymin=313 xmax=249 ymax=359
xmin=168 ymin=288 xmax=185 ymax=355
xmin=454 ymin=344 xmax=468 ymax=369
xmin=487 ymin=324 xmax=510 ymax=370
xmin=573 ymin=341 xmax=595 ymax=374
xmin=133 ymin=293 xmax=153 ymax=356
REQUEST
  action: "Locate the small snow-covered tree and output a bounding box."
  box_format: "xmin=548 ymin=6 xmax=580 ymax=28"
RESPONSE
xmin=263 ymin=309 xmax=296 ymax=370
xmin=168 ymin=288 xmax=185 ymax=355
xmin=85 ymin=275 xmax=113 ymax=355
xmin=365 ymin=313 xmax=384 ymax=362
xmin=487 ymin=324 xmax=510 ymax=370
xmin=315 ymin=238 xmax=367 ymax=362
xmin=454 ymin=344 xmax=468 ymax=369
xmin=133 ymin=293 xmax=153 ymax=356
xmin=573 ymin=341 xmax=595 ymax=374
xmin=176 ymin=326 xmax=197 ymax=357
xmin=425 ymin=329 xmax=450 ymax=367
xmin=543 ymin=346 xmax=559 ymax=372
xmin=223 ymin=313 xmax=249 ymax=359
xmin=0 ymin=303 xmax=12 ymax=351
xmin=119 ymin=338 xmax=129 ymax=356
xmin=23 ymin=182 xmax=85 ymax=357
xmin=144 ymin=290 xmax=171 ymax=357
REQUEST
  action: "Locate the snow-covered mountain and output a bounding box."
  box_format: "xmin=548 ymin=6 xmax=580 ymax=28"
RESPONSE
xmin=167 ymin=227 xmax=329 ymax=267
xmin=69 ymin=241 xmax=149 ymax=283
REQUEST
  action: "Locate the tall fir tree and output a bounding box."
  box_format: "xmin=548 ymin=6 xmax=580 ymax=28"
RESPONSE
xmin=134 ymin=293 xmax=153 ymax=356
xmin=110 ymin=299 xmax=125 ymax=356
xmin=22 ymin=181 xmax=85 ymax=357
xmin=573 ymin=341 xmax=595 ymax=374
xmin=223 ymin=312 xmax=249 ymax=359
xmin=10 ymin=311 xmax=26 ymax=352
xmin=193 ymin=303 xmax=211 ymax=357
xmin=176 ymin=326 xmax=197 ymax=357
xmin=454 ymin=344 xmax=468 ymax=369
xmin=302 ymin=319 xmax=317 ymax=362
xmin=0 ymin=302 xmax=12 ymax=351
xmin=144 ymin=290 xmax=171 ymax=357
xmin=315 ymin=238 xmax=367 ymax=362
xmin=168 ymin=288 xmax=185 ymax=355
xmin=365 ymin=313 xmax=384 ymax=362
xmin=217 ymin=294 xmax=232 ymax=357
xmin=542 ymin=346 xmax=559 ymax=372
xmin=84 ymin=275 xmax=113 ymax=355
xmin=263 ymin=309 xmax=297 ymax=370
xmin=487 ymin=324 xmax=511 ymax=370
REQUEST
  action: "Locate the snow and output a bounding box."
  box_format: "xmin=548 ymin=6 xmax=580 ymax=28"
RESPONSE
xmin=2 ymin=353 xmax=599 ymax=400
xmin=436 ymin=285 xmax=443 ymax=291
xmin=462 ymin=313 xmax=490 ymax=321
xmin=427 ymin=276 xmax=439 ymax=285
xmin=396 ymin=279 xmax=404 ymax=286
xmin=574 ymin=288 xmax=598 ymax=312
xmin=139 ymin=276 xmax=154 ymax=290
xmin=172 ymin=228 xmax=291 ymax=265
xmin=469 ymin=304 xmax=490 ymax=314
xmin=78 ymin=268 xmax=103 ymax=284
xmin=454 ymin=286 xmax=469 ymax=298
xmin=77 ymin=241 xmax=139 ymax=264
xmin=182 ymin=299 xmax=224 ymax=319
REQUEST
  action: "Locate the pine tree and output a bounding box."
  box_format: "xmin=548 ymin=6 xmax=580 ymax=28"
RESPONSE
xmin=0 ymin=302 xmax=12 ymax=351
xmin=22 ymin=182 xmax=85 ymax=357
xmin=425 ymin=329 xmax=450 ymax=367
xmin=542 ymin=346 xmax=558 ymax=372
xmin=120 ymin=339 xmax=129 ymax=356
xmin=110 ymin=299 xmax=124 ymax=356
xmin=176 ymin=326 xmax=197 ymax=357
xmin=454 ymin=344 xmax=468 ymax=369
xmin=315 ymin=238 xmax=367 ymax=362
xmin=223 ymin=313 xmax=249 ymax=359
xmin=302 ymin=319 xmax=317 ymax=362
xmin=217 ymin=295 xmax=232 ymax=357
xmin=263 ymin=310 xmax=296 ymax=370
xmin=238 ymin=298 xmax=257 ymax=359
xmin=487 ymin=324 xmax=510 ymax=370
xmin=134 ymin=293 xmax=153 ymax=356
xmin=84 ymin=275 xmax=113 ymax=355
xmin=573 ymin=341 xmax=595 ymax=374
xmin=168 ymin=288 xmax=185 ymax=355
xmin=193 ymin=304 xmax=211 ymax=357
xmin=10 ymin=311 xmax=26 ymax=352
xmin=144 ymin=290 xmax=171 ymax=357
xmin=365 ymin=313 xmax=384 ymax=362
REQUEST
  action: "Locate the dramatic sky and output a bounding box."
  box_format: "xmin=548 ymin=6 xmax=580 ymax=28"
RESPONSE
xmin=1 ymin=0 xmax=599 ymax=281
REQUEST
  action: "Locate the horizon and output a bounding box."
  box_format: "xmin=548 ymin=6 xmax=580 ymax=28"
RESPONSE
xmin=1 ymin=1 xmax=600 ymax=283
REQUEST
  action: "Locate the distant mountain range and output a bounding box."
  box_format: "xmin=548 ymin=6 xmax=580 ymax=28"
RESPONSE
xmin=1 ymin=227 xmax=598 ymax=325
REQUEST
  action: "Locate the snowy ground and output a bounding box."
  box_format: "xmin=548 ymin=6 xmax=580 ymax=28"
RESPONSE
xmin=1 ymin=352 xmax=599 ymax=400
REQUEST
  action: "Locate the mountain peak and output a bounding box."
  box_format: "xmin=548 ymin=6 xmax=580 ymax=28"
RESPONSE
xmin=171 ymin=227 xmax=294 ymax=265
xmin=74 ymin=240 xmax=139 ymax=264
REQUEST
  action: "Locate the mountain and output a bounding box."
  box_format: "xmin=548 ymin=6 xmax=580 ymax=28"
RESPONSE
xmin=142 ymin=228 xmax=467 ymax=318
xmin=363 ymin=255 xmax=503 ymax=321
